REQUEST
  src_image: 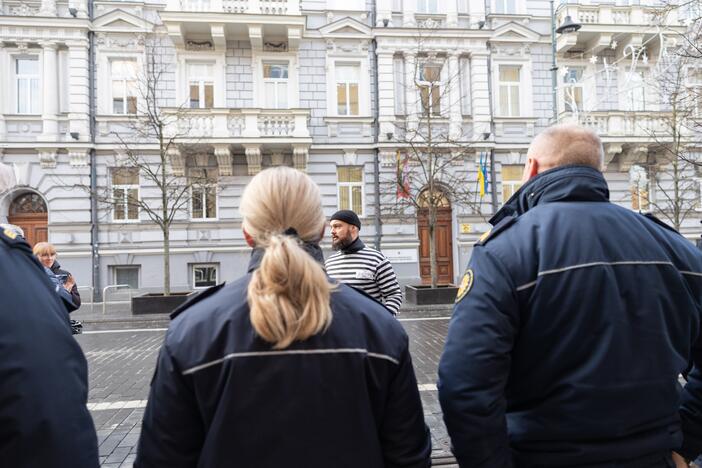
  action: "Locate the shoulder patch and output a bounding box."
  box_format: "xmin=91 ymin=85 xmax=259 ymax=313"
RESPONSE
xmin=642 ymin=212 xmax=680 ymax=235
xmin=476 ymin=215 xmax=517 ymax=246
xmin=170 ymin=282 xmax=226 ymax=320
xmin=455 ymin=269 xmax=474 ymax=303
xmin=0 ymin=228 xmax=32 ymax=252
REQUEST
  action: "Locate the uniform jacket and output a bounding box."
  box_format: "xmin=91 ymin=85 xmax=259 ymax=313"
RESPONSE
xmin=0 ymin=228 xmax=98 ymax=468
xmin=438 ymin=165 xmax=702 ymax=467
xmin=136 ymin=243 xmax=431 ymax=468
xmin=51 ymin=260 xmax=81 ymax=310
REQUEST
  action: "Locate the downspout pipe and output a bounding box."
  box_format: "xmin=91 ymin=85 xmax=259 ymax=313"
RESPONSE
xmin=371 ymin=5 xmax=382 ymax=250
xmin=485 ymin=38 xmax=498 ymax=214
xmin=88 ymin=0 xmax=100 ymax=301
xmin=550 ymin=0 xmax=558 ymax=124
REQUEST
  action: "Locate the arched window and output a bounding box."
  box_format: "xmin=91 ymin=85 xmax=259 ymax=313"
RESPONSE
xmin=418 ymin=188 xmax=451 ymax=208
xmin=10 ymin=193 xmax=47 ymax=215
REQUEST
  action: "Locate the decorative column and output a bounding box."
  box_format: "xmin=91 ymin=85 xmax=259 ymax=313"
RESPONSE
xmin=404 ymin=53 xmax=418 ymax=131
xmin=39 ymin=41 xmax=60 ymax=141
xmin=376 ymin=0 xmax=392 ymax=26
xmin=244 ymin=144 xmax=262 ymax=175
xmin=214 ymin=145 xmax=232 ymax=176
xmin=377 ymin=50 xmax=396 ymax=140
xmin=67 ymin=40 xmax=89 ymax=141
xmin=470 ymin=52 xmax=491 ymax=139
xmin=402 ymin=0 xmax=416 ymax=26
xmin=39 ymin=0 xmax=57 ymax=16
xmin=168 ymin=146 xmax=185 ymax=176
xmin=446 ymin=0 xmax=458 ymax=27
xmin=447 ymin=52 xmax=462 ymax=140
xmin=292 ymin=145 xmax=309 ymax=172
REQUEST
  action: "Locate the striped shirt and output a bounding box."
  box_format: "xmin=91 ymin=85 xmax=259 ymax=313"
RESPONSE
xmin=325 ymin=238 xmax=403 ymax=315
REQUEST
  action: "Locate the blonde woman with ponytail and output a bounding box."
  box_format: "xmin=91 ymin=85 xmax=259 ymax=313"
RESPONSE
xmin=137 ymin=167 xmax=431 ymax=468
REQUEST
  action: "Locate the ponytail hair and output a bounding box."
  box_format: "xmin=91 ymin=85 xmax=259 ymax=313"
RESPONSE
xmin=240 ymin=167 xmax=333 ymax=349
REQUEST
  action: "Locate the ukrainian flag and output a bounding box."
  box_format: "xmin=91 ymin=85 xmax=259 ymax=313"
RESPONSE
xmin=477 ymin=153 xmax=488 ymax=198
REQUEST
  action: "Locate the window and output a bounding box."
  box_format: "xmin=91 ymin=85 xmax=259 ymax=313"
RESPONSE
xmin=111 ymin=167 xmax=139 ymax=221
xmin=114 ymin=266 xmax=139 ymax=289
xmin=188 ymin=63 xmax=214 ymax=109
xmin=111 ymin=60 xmax=137 ymax=114
xmin=498 ymin=65 xmax=520 ymax=116
xmin=16 ymin=57 xmax=40 ymax=114
xmin=625 ymin=69 xmax=647 ymax=111
xmin=419 ymin=63 xmax=442 ymax=117
xmin=337 ymin=166 xmax=364 ymax=215
xmin=563 ymin=67 xmax=584 ymax=113
xmin=629 ymin=165 xmax=650 ymax=211
xmin=191 ymin=184 xmax=217 ymax=219
xmin=494 ymin=0 xmax=516 ymax=13
xmin=193 ymin=264 xmax=218 ymax=289
xmin=501 ymin=165 xmax=522 ymax=202
xmin=263 ymin=62 xmax=289 ymax=109
xmin=417 ymin=0 xmax=438 ymax=13
xmin=185 ymin=0 xmax=210 ymax=9
xmin=336 ymin=64 xmax=360 ymax=116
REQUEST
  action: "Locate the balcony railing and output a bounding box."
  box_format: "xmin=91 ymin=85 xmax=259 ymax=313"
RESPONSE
xmin=165 ymin=0 xmax=299 ymax=14
xmin=162 ymin=108 xmax=310 ymax=140
xmin=556 ymin=3 xmax=683 ymax=27
xmin=561 ymin=111 xmax=676 ymax=138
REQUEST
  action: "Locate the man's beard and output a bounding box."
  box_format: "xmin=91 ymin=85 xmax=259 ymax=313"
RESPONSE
xmin=332 ymin=233 xmax=354 ymax=251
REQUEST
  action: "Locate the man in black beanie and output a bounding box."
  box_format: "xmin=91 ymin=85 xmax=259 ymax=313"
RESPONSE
xmin=325 ymin=209 xmax=402 ymax=315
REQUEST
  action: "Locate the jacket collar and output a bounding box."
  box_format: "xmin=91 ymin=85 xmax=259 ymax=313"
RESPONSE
xmin=341 ymin=236 xmax=365 ymax=254
xmin=50 ymin=260 xmax=61 ymax=272
xmin=490 ymin=165 xmax=610 ymax=225
xmin=247 ymin=241 xmax=325 ymax=273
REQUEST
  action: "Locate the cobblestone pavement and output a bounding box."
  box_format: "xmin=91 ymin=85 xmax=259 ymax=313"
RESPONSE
xmin=75 ymin=316 xmax=454 ymax=467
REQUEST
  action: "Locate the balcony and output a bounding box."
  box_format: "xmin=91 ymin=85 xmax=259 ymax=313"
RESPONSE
xmin=555 ymin=3 xmax=686 ymax=55
xmin=161 ymin=0 xmax=304 ymax=51
xmin=0 ymin=0 xmax=88 ymax=18
xmin=560 ymin=111 xmax=675 ymax=139
xmin=162 ymin=108 xmax=311 ymax=143
xmin=165 ymin=0 xmax=299 ymax=14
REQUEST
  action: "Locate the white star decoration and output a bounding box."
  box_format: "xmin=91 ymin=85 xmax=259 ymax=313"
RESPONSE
xmin=561 ymin=66 xmax=570 ymax=77
xmin=589 ymin=55 xmax=598 ymax=64
xmin=610 ymin=40 xmax=618 ymax=49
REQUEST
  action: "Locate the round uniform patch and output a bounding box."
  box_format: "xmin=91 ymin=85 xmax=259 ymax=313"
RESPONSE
xmin=455 ymin=269 xmax=474 ymax=303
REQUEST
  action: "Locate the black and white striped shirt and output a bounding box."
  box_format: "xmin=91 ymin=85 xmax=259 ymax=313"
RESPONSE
xmin=325 ymin=238 xmax=403 ymax=315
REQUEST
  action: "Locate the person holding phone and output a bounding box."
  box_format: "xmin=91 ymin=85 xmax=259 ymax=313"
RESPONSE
xmin=33 ymin=242 xmax=81 ymax=312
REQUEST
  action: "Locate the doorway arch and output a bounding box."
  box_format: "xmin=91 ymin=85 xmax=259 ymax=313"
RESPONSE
xmin=417 ymin=188 xmax=454 ymax=285
xmin=7 ymin=192 xmax=48 ymax=247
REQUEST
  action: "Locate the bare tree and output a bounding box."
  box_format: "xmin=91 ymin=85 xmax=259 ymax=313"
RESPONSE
xmin=88 ymin=35 xmax=207 ymax=295
xmin=639 ymin=46 xmax=700 ymax=230
xmin=381 ymin=26 xmax=484 ymax=288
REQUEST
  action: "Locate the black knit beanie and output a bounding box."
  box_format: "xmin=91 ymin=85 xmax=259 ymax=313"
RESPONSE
xmin=330 ymin=210 xmax=361 ymax=230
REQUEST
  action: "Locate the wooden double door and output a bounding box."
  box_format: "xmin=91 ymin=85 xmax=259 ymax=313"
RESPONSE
xmin=418 ymin=207 xmax=454 ymax=285
xmin=7 ymin=193 xmax=48 ymax=247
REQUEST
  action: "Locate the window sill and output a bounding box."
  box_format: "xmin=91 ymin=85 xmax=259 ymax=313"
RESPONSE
xmin=189 ymin=218 xmax=219 ymax=222
xmin=111 ymin=219 xmax=141 ymax=224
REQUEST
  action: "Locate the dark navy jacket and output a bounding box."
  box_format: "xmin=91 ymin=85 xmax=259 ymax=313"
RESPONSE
xmin=136 ymin=243 xmax=431 ymax=468
xmin=438 ymin=165 xmax=702 ymax=467
xmin=0 ymin=228 xmax=98 ymax=468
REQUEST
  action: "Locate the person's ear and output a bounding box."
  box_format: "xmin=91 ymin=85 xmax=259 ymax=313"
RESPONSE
xmin=243 ymin=229 xmax=255 ymax=248
xmin=522 ymin=157 xmax=539 ymax=183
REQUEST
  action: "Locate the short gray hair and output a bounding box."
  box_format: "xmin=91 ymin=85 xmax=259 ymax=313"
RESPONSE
xmin=0 ymin=163 xmax=16 ymax=193
xmin=0 ymin=224 xmax=24 ymax=238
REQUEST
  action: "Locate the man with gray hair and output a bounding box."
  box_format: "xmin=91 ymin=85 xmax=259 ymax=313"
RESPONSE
xmin=439 ymin=124 xmax=702 ymax=466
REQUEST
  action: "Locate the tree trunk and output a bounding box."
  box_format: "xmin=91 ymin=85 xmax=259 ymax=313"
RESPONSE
xmin=163 ymin=227 xmax=170 ymax=296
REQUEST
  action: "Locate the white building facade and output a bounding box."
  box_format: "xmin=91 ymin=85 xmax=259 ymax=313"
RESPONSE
xmin=0 ymin=0 xmax=700 ymax=294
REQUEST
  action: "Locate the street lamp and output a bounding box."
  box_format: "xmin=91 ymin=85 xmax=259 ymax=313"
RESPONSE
xmin=550 ymin=2 xmax=582 ymax=124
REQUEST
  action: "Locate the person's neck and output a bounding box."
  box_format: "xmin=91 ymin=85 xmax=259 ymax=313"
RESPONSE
xmin=342 ymin=236 xmax=365 ymax=254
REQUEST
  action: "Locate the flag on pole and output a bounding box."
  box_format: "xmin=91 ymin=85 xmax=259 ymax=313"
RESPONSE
xmin=477 ymin=152 xmax=488 ymax=198
xmin=396 ymin=150 xmax=410 ymax=199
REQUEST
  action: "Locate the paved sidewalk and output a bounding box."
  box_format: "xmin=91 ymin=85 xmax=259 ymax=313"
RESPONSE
xmin=76 ymin=313 xmax=456 ymax=467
